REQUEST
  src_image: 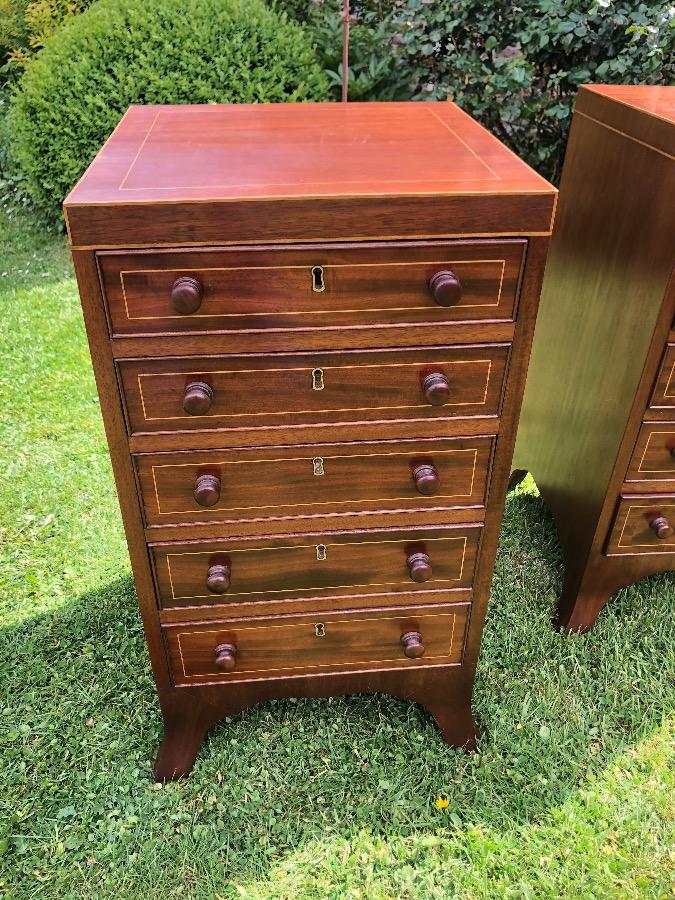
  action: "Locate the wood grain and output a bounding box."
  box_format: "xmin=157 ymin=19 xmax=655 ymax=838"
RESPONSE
xmin=64 ymin=102 xmax=556 ymax=247
xmin=513 ymin=85 xmax=675 ymax=632
xmin=110 ymin=321 xmax=517 ymax=359
xmin=134 ymin=436 xmax=493 ymax=528
xmin=624 ymin=422 xmax=675 ymax=484
xmin=163 ymin=601 xmax=471 ymax=686
xmin=118 ymin=344 xmax=510 ymax=437
xmin=575 ymin=85 xmax=675 ymax=158
xmin=150 ymin=523 xmax=481 ymax=609
xmin=606 ymin=496 xmax=675 ymax=555
xmin=157 ymin=586 xmax=474 ymax=626
xmin=98 ymin=240 xmax=525 ymax=336
xmin=645 ymin=345 xmax=675 ymax=419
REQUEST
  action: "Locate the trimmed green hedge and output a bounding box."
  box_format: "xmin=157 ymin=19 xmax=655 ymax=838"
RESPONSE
xmin=7 ymin=0 xmax=329 ymax=221
xmin=0 ymin=0 xmax=96 ymax=82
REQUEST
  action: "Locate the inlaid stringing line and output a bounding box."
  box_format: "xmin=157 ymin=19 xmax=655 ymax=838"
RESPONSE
xmin=175 ymin=610 xmax=462 ymax=678
xmin=165 ymin=535 xmax=472 ymax=601
xmin=135 ymin=358 xmax=498 ymax=422
xmin=118 ymin=258 xmax=508 ymax=322
xmin=149 ymin=448 xmax=481 ymax=516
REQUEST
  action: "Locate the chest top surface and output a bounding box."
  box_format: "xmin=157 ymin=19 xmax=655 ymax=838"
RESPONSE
xmin=582 ymin=84 xmax=675 ymax=123
xmin=64 ymin=101 xmax=556 ymax=247
xmin=66 ymin=101 xmax=553 ymax=205
xmin=575 ymin=85 xmax=675 ymax=159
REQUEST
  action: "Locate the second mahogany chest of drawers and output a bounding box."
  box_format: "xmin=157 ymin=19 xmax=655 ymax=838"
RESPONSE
xmin=513 ymin=85 xmax=675 ymax=632
xmin=65 ymin=101 xmax=555 ymax=778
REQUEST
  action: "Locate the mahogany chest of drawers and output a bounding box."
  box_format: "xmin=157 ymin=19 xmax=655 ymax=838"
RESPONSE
xmin=513 ymin=85 xmax=675 ymax=632
xmin=65 ymin=102 xmax=555 ymax=779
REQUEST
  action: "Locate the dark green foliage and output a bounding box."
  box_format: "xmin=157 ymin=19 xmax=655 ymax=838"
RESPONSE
xmin=6 ymin=0 xmax=329 ymax=221
xmin=278 ymin=0 xmax=675 ymax=182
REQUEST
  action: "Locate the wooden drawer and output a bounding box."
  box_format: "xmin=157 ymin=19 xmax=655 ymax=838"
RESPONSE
xmin=163 ymin=602 xmax=471 ymax=686
xmin=606 ymin=496 xmax=675 ymax=555
xmin=151 ymin=524 xmax=481 ymax=609
xmin=625 ymin=423 xmax=675 ymax=482
xmin=98 ymin=240 xmax=525 ymax=336
xmin=118 ymin=344 xmax=509 ymax=436
xmin=135 ymin=436 xmax=493 ymax=528
xmin=645 ymin=345 xmax=675 ymax=420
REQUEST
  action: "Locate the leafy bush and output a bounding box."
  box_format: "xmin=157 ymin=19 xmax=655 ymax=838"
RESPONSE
xmin=276 ymin=1 xmax=410 ymax=100
xmin=0 ymin=0 xmax=95 ymax=81
xmin=7 ymin=0 xmax=329 ymax=221
xmin=278 ymin=0 xmax=675 ymax=183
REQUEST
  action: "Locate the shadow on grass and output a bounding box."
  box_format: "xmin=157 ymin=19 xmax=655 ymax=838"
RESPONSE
xmin=1 ymin=490 xmax=673 ymax=894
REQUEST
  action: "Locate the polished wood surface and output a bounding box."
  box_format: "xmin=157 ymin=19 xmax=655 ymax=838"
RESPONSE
xmin=193 ymin=473 xmax=221 ymax=508
xmin=625 ymin=423 xmax=675 ymax=484
xmin=170 ymin=276 xmax=203 ymax=314
xmin=65 ymin=103 xmax=555 ymax=247
xmin=135 ymin=436 xmax=493 ymax=528
xmin=645 ymin=345 xmax=675 ymax=418
xmin=182 ymin=381 xmax=213 ymax=415
xmin=163 ymin=602 xmax=470 ymax=686
xmin=118 ymin=345 xmax=509 ymax=436
xmin=513 ymin=85 xmax=675 ymax=632
xmin=150 ymin=524 xmax=480 ymax=609
xmin=158 ymin=587 xmax=475 ymax=626
xmin=98 ymin=240 xmax=525 ymax=336
xmin=206 ymin=561 xmax=231 ymax=595
xmin=606 ymin=497 xmax=675 ymax=555
xmin=400 ymin=630 xmax=425 ymax=658
xmin=67 ymin=100 xmax=553 ymax=778
xmin=575 ymin=85 xmax=675 ymax=158
xmin=111 ymin=321 xmax=517 ymax=361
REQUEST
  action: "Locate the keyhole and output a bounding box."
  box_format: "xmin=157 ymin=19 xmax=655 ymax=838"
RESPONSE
xmin=311 ymin=266 xmax=325 ymax=293
xmin=312 ymin=368 xmax=324 ymax=391
xmin=316 ymin=544 xmax=327 ymax=561
xmin=315 ymin=623 xmax=326 ymax=637
xmin=313 ymin=457 xmax=325 ymax=476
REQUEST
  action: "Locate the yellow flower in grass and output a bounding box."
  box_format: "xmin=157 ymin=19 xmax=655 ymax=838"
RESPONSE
xmin=435 ymin=796 xmax=449 ymax=809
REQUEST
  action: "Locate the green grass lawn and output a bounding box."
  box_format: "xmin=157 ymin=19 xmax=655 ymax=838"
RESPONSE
xmin=0 ymin=208 xmax=673 ymax=899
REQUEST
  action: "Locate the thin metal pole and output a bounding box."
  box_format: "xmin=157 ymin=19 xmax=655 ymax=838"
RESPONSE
xmin=341 ymin=0 xmax=350 ymax=102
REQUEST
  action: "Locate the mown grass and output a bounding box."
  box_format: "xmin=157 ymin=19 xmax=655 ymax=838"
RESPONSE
xmin=0 ymin=209 xmax=673 ymax=899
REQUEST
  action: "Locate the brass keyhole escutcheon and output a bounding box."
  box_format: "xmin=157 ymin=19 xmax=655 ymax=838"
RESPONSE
xmin=313 ymin=457 xmax=325 ymax=476
xmin=312 ymin=368 xmax=325 ymax=391
xmin=315 ymin=623 xmax=326 ymax=637
xmin=316 ymin=544 xmax=327 ymax=561
xmin=311 ymin=265 xmax=326 ymax=293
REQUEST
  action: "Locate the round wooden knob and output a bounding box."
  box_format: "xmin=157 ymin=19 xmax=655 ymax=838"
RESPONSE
xmin=670 ymin=446 xmax=675 ymax=458
xmin=429 ymin=270 xmax=462 ymax=307
xmin=171 ymin=276 xmax=203 ymax=314
xmin=400 ymin=631 xmax=425 ymax=659
xmin=412 ymin=463 xmax=439 ymax=496
xmin=206 ymin=562 xmax=231 ymax=594
xmin=214 ymin=643 xmax=237 ymax=671
xmin=650 ymin=516 xmax=673 ymax=539
xmin=407 ymin=551 xmax=432 ymax=583
xmin=183 ymin=381 xmax=213 ymax=415
xmin=422 ymin=372 xmax=450 ymax=406
xmin=194 ymin=473 xmax=221 ymax=507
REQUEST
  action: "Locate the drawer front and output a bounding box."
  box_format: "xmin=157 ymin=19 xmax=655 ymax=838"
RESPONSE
xmin=136 ymin=436 xmax=493 ymax=527
xmin=118 ymin=345 xmax=509 ymax=435
xmin=625 ymin=423 xmax=675 ymax=482
xmin=645 ymin=345 xmax=675 ymax=419
xmin=99 ymin=240 xmax=525 ymax=336
xmin=163 ymin=602 xmax=471 ymax=685
xmin=606 ymin=496 xmax=675 ymax=555
xmin=151 ymin=525 xmax=481 ymax=608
